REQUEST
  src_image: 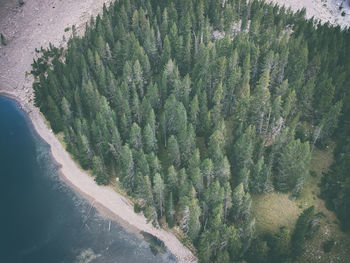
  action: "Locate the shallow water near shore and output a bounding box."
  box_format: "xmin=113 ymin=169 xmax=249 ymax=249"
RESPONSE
xmin=0 ymin=96 xmax=176 ymax=262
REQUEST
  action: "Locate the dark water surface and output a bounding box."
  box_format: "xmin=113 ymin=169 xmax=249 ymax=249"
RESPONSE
xmin=0 ymin=96 xmax=175 ymax=263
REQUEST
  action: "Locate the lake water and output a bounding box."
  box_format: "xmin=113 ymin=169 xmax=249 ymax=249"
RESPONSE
xmin=0 ymin=96 xmax=176 ymax=263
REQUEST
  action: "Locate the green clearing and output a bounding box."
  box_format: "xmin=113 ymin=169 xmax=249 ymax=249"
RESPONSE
xmin=253 ymin=143 xmax=350 ymax=262
xmin=253 ymin=192 xmax=300 ymax=233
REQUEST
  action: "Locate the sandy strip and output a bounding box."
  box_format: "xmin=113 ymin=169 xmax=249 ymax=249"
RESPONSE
xmin=0 ymin=1 xmax=196 ymax=262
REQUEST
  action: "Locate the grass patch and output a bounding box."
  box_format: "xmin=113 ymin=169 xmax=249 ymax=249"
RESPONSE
xmin=253 ymin=142 xmax=350 ymax=262
xmin=252 ymin=192 xmax=300 ymax=233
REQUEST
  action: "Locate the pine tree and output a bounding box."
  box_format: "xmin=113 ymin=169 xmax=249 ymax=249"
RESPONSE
xmin=167 ymin=135 xmax=181 ymax=168
xmin=232 ymin=183 xmax=252 ymax=222
xmin=250 ymin=157 xmax=272 ymax=194
xmin=46 ymin=95 xmax=63 ymax=133
xmin=109 ymin=125 xmax=122 ymax=160
xmin=93 ymin=155 xmax=108 ymax=185
xmin=188 ymin=197 xmax=201 ymax=241
xmin=214 ymin=156 xmax=231 ymax=185
xmin=292 ymin=206 xmax=316 ymax=257
xmin=166 ymin=191 xmax=175 ymax=227
xmin=223 ymin=182 xmax=232 ymax=223
xmin=148 ymin=152 xmax=162 ymax=176
xmin=129 ymin=122 xmax=142 ymax=150
xmin=178 ymin=124 xmax=195 ymax=164
xmin=201 ymin=158 xmax=215 ymax=188
xmin=120 ymin=144 xmax=135 ymax=190
xmin=143 ymin=123 xmax=157 ymax=153
xmin=190 ymin=167 xmax=204 ymax=197
xmin=134 ymin=150 xmax=150 ymax=179
xmin=146 ymin=83 xmax=160 ymax=110
xmin=208 ymin=130 xmax=225 ymax=163
xmin=153 ymin=173 xmax=165 ymax=217
xmin=240 ymin=218 xmax=256 ymax=255
xmin=142 ymin=175 xmax=159 ymax=226
xmin=189 ymin=95 xmax=199 ymax=131
xmin=61 ymin=97 xmax=72 ymax=125
xmin=250 ymin=70 xmax=271 ymax=134
xmin=166 ymin=165 xmax=178 ymax=197
xmin=133 ymin=59 xmax=144 ymax=97
xmin=210 ymin=83 xmax=224 ymax=129
xmin=160 ymin=35 xmax=171 ymax=67
xmin=270 ymin=227 xmax=292 ymax=262
xmin=275 ymin=139 xmax=311 ymax=195
xmin=232 ymin=125 xmax=255 ymax=173
xmin=77 ymin=134 xmax=93 ymax=169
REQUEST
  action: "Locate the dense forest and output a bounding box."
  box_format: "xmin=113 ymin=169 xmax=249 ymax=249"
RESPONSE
xmin=31 ymin=0 xmax=350 ymax=262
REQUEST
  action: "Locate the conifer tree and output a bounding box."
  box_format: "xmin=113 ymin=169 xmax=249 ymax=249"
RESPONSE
xmin=201 ymin=158 xmax=215 ymax=188
xmin=275 ymin=139 xmax=311 ymax=195
xmin=46 ymin=95 xmax=63 ymax=133
xmin=250 ymin=157 xmax=272 ymax=194
xmin=188 ymin=197 xmax=201 ymax=241
xmin=166 ymin=165 xmax=178 ymax=197
xmin=166 ymin=191 xmax=175 ymax=227
xmin=292 ymin=206 xmax=316 ymax=257
xmin=167 ymin=135 xmax=181 ymax=168
xmin=93 ymin=155 xmax=108 ymax=185
xmin=189 ymin=95 xmax=199 ymax=130
xmin=129 ymin=122 xmax=142 ymax=150
xmin=143 ymin=123 xmax=157 ymax=153
xmin=232 ymin=125 xmax=255 ymax=173
xmin=120 ymin=144 xmax=135 ymax=190
xmin=153 ymin=173 xmax=165 ymax=217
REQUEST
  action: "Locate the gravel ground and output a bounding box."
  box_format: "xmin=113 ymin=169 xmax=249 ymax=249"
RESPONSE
xmin=267 ymin=0 xmax=350 ymax=28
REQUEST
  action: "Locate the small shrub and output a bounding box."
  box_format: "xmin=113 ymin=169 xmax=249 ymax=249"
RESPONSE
xmin=310 ymin=170 xmax=317 ymax=177
xmin=323 ymin=239 xmax=335 ymax=253
xmin=134 ymin=203 xmax=141 ymax=213
xmin=18 ymin=0 xmax=24 ymax=6
xmin=315 ymin=212 xmax=326 ymax=218
xmin=0 ymin=33 xmax=7 ymax=46
xmin=341 ymin=11 xmax=346 ymax=17
xmin=64 ymin=27 xmax=70 ymax=32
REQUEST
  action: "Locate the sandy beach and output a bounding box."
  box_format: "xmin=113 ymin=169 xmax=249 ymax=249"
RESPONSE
xmin=0 ymin=1 xmax=196 ymax=262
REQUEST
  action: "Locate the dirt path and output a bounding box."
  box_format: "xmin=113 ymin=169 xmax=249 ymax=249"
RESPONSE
xmin=0 ymin=1 xmax=196 ymax=262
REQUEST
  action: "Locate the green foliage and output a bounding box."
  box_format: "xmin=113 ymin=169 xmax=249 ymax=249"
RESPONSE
xmin=153 ymin=173 xmax=165 ymax=217
xmin=321 ymin=139 xmax=350 ymax=231
xmin=292 ymin=206 xmax=318 ymax=257
xmin=0 ymin=33 xmax=7 ymax=45
xmin=323 ymin=239 xmax=335 ymax=253
xmin=275 ymin=139 xmax=311 ymax=196
xmin=32 ymin=0 xmax=350 ymax=261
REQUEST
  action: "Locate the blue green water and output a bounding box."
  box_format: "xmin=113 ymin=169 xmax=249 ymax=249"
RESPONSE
xmin=0 ymin=96 xmax=176 ymax=263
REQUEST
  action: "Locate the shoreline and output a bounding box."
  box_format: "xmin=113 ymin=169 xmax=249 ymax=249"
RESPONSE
xmin=0 ymin=0 xmax=196 ymax=262
xmin=0 ymin=89 xmax=197 ymax=263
